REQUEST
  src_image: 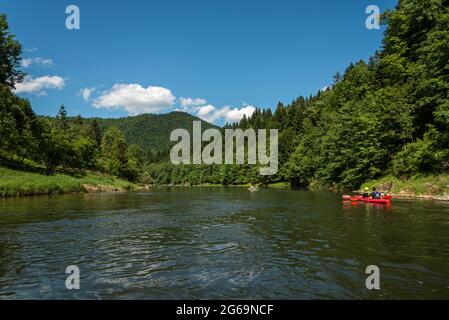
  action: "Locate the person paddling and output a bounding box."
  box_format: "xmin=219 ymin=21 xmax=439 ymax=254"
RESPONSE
xmin=362 ymin=187 xmax=370 ymax=198
xmin=371 ymin=187 xmax=382 ymax=199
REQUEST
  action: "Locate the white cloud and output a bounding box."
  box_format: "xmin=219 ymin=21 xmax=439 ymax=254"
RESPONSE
xmin=93 ymin=83 xmax=176 ymax=115
xmin=14 ymin=75 xmax=66 ymax=95
xmin=224 ymin=105 xmax=256 ymax=122
xmin=197 ymin=104 xmax=221 ymax=123
xmin=79 ymin=87 xmax=96 ymax=102
xmin=195 ymin=104 xmax=256 ymax=124
xmin=180 ymin=97 xmax=207 ymax=107
xmin=21 ymin=59 xmax=33 ymax=68
xmin=21 ymin=57 xmax=54 ymax=68
xmin=88 ymin=83 xmax=254 ymax=123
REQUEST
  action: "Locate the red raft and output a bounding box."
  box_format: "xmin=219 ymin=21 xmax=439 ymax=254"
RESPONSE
xmin=342 ymin=195 xmax=392 ymax=205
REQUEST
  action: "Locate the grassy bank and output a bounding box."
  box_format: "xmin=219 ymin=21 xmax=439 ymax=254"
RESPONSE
xmin=361 ymin=174 xmax=449 ymax=200
xmin=0 ymin=166 xmax=136 ymax=197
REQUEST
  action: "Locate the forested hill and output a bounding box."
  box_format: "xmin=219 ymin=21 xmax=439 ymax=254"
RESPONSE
xmin=2 ymin=0 xmax=449 ymax=192
xmin=95 ymin=112 xmax=218 ymax=152
xmin=224 ymin=0 xmax=449 ymax=189
xmin=42 ymin=111 xmax=217 ymax=153
xmin=148 ymin=0 xmax=449 ymax=188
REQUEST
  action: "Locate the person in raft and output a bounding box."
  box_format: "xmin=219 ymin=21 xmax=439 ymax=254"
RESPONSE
xmin=362 ymin=187 xmax=370 ymax=198
xmin=371 ymin=187 xmax=382 ymax=199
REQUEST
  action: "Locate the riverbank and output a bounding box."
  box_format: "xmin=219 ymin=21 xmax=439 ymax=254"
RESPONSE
xmin=2 ymin=164 xmax=448 ymax=201
xmin=261 ymin=176 xmax=449 ymax=201
xmin=0 ymin=166 xmax=136 ymax=197
xmin=156 ymin=182 xmax=290 ymax=188
xmin=361 ymin=174 xmax=449 ymax=201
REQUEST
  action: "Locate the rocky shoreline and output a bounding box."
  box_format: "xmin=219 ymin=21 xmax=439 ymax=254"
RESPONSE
xmin=389 ymin=193 xmax=449 ymax=202
xmin=361 ymin=177 xmax=449 ymax=202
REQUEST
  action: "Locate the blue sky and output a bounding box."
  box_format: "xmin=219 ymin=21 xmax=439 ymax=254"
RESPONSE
xmin=1 ymin=0 xmax=397 ymax=125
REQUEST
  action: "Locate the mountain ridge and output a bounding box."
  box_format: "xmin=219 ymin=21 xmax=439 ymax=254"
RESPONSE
xmin=42 ymin=111 xmax=219 ymax=152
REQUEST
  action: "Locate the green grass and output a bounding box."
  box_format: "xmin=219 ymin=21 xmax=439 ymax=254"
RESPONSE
xmin=0 ymin=166 xmax=136 ymax=197
xmin=362 ymin=174 xmax=449 ymax=197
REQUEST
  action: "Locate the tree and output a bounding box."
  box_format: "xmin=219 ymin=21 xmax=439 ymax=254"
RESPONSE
xmin=90 ymin=119 xmax=102 ymax=147
xmin=333 ymin=71 xmax=342 ymax=84
xmin=126 ymin=144 xmax=144 ymax=182
xmin=0 ymin=84 xmax=40 ymax=161
xmin=57 ymin=105 xmax=68 ymax=131
xmin=274 ymin=102 xmax=287 ymax=128
xmin=37 ymin=121 xmax=72 ymax=174
xmin=0 ymin=14 xmax=25 ymax=89
xmin=73 ymin=137 xmax=96 ymax=169
xmin=74 ymin=114 xmax=83 ymax=125
xmin=100 ymin=127 xmax=129 ymax=178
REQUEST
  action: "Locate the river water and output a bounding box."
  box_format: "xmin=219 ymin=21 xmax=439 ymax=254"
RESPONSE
xmin=0 ymin=187 xmax=449 ymax=299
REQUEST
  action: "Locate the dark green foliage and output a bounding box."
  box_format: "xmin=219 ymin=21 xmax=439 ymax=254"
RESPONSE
xmin=89 ymin=119 xmax=102 ymax=147
xmin=36 ymin=120 xmax=72 ymax=174
xmin=2 ymin=1 xmax=449 ymax=189
xmin=91 ymin=112 xmax=218 ymax=153
xmin=100 ymin=127 xmax=130 ymax=178
xmin=57 ymin=105 xmax=68 ymax=131
xmin=0 ymin=16 xmax=134 ymax=180
xmin=280 ymin=0 xmax=449 ymax=189
xmin=74 ymin=114 xmax=83 ymax=125
xmin=73 ymin=137 xmax=96 ymax=169
xmin=0 ymin=14 xmax=24 ymax=88
xmin=391 ymin=126 xmax=449 ymax=178
xmin=145 ymin=0 xmax=449 ymax=188
xmin=0 ymin=84 xmax=39 ymax=158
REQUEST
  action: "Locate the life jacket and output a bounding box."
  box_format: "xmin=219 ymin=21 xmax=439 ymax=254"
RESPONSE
xmin=372 ymin=191 xmax=381 ymax=199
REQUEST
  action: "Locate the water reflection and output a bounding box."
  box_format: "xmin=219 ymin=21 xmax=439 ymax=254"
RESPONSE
xmin=0 ymin=187 xmax=449 ymax=299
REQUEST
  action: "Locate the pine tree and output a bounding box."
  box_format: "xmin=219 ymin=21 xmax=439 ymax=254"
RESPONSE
xmin=74 ymin=114 xmax=83 ymax=125
xmin=57 ymin=105 xmax=68 ymax=131
xmin=90 ymin=119 xmax=102 ymax=147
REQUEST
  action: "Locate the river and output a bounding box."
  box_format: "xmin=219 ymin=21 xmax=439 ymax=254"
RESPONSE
xmin=1 ymin=187 xmax=449 ymax=299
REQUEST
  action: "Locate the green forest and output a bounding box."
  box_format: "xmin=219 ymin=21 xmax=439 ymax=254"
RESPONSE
xmin=1 ymin=0 xmax=449 ymax=196
xmin=147 ymin=0 xmax=449 ymax=190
